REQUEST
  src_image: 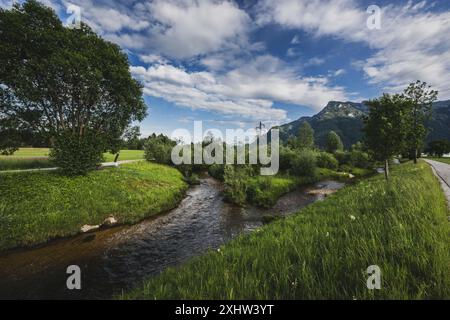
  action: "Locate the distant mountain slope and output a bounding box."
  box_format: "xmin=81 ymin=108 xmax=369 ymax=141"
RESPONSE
xmin=277 ymin=100 xmax=450 ymax=149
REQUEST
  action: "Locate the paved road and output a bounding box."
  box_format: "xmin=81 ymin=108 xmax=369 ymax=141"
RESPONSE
xmin=424 ymin=159 xmax=450 ymax=210
xmin=0 ymin=159 xmax=145 ymax=174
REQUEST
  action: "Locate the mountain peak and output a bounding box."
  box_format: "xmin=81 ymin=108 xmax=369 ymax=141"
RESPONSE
xmin=315 ymin=101 xmax=366 ymax=120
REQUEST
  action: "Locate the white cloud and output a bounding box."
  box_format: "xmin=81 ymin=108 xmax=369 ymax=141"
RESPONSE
xmin=131 ymin=54 xmax=347 ymax=121
xmin=291 ymin=35 xmax=300 ymax=44
xmin=305 ymin=57 xmax=325 ymax=66
xmin=147 ymin=0 xmax=251 ymax=59
xmin=255 ymin=0 xmax=450 ymax=99
xmin=64 ymin=0 xmax=252 ymax=60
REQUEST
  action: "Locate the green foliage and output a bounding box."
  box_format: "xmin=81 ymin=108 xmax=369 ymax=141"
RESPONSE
xmin=0 ymin=162 xmax=188 ymax=250
xmin=0 ymin=145 xmax=18 ymax=156
xmin=349 ymin=150 xmax=371 ymax=168
xmin=121 ymin=126 xmax=143 ymax=150
xmin=325 ymin=131 xmax=344 ymax=153
xmin=144 ymin=134 xmax=176 ymax=165
xmin=246 ymin=176 xmax=298 ymax=208
xmin=290 ymin=149 xmax=317 ymax=177
xmin=403 ymin=81 xmax=438 ymax=163
xmin=0 ymin=157 xmax=53 ymax=171
xmin=426 ymin=140 xmax=450 ymax=157
xmin=49 ymin=130 xmax=104 ymax=176
xmin=316 ymin=152 xmax=338 ymax=170
xmin=223 ymin=165 xmax=251 ymax=205
xmin=364 ymin=94 xmax=410 ymax=178
xmin=208 ymin=164 xmax=225 ymax=181
xmin=278 ymin=146 xmax=297 ymax=172
xmin=0 ymin=1 xmax=147 ymax=173
xmin=297 ymin=122 xmax=315 ymax=149
xmin=124 ymin=162 xmax=450 ymax=299
xmin=0 ymin=148 xmax=144 ymax=171
xmin=334 ymin=150 xmax=350 ymax=165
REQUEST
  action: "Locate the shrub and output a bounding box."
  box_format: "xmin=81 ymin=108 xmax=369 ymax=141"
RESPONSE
xmin=290 ymin=149 xmax=317 ymax=177
xmin=144 ymin=135 xmax=176 ymax=165
xmin=279 ymin=146 xmax=297 ymax=172
xmin=316 ymin=152 xmax=338 ymax=170
xmin=208 ymin=164 xmax=225 ymax=181
xmin=349 ymin=150 xmax=371 ymax=168
xmin=50 ymin=130 xmax=104 ymax=176
xmin=223 ymin=165 xmax=252 ymax=205
xmin=246 ymin=176 xmax=296 ymax=208
xmin=334 ymin=151 xmax=351 ymax=165
xmin=0 ymin=146 xmax=18 ymax=156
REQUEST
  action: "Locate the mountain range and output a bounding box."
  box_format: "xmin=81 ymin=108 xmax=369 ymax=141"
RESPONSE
xmin=275 ymin=100 xmax=450 ymax=149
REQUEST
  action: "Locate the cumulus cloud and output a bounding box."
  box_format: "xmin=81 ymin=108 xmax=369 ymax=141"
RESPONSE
xmin=59 ymin=0 xmax=251 ymax=59
xmin=255 ymin=0 xmax=450 ymax=98
xmin=131 ymin=54 xmax=347 ymax=121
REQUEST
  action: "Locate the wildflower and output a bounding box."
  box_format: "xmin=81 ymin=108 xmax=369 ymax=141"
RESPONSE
xmin=350 ymin=215 xmax=356 ymax=220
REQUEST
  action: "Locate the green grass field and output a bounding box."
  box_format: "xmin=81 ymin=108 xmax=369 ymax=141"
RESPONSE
xmin=429 ymin=157 xmax=450 ymax=165
xmin=0 ymin=148 xmax=145 ymax=171
xmin=123 ymin=161 xmax=450 ymax=299
xmin=0 ymin=162 xmax=187 ymax=251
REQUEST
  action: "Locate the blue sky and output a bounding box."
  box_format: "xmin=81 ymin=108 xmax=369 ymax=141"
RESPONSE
xmin=2 ymin=0 xmax=449 ymax=139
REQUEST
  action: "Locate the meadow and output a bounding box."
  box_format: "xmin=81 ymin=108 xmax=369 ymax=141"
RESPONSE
xmin=0 ymin=162 xmax=187 ymax=251
xmin=0 ymin=148 xmax=145 ymax=171
xmin=123 ymin=161 xmax=450 ymax=299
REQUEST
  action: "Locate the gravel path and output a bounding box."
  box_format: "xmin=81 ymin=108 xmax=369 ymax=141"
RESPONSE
xmin=0 ymin=159 xmax=144 ymax=174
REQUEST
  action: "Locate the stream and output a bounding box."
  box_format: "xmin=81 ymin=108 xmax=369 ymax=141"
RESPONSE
xmin=0 ymin=177 xmax=344 ymax=299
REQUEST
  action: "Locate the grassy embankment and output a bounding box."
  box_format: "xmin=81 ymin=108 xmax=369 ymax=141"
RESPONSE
xmin=0 ymin=148 xmax=144 ymax=171
xmin=240 ymin=167 xmax=372 ymax=208
xmin=429 ymin=157 xmax=450 ymax=165
xmin=0 ymin=162 xmax=187 ymax=251
xmin=124 ymin=161 xmax=450 ymax=299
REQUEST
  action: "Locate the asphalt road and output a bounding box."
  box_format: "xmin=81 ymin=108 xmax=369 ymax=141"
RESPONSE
xmin=424 ymin=159 xmax=450 ymax=210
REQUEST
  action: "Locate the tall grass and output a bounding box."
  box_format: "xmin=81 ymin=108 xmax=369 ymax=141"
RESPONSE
xmin=0 ymin=162 xmax=187 ymax=251
xmin=0 ymin=157 xmax=53 ymax=171
xmin=123 ymin=162 xmax=449 ymax=299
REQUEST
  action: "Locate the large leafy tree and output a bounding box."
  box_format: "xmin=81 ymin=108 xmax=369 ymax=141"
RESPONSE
xmin=403 ymin=81 xmax=438 ymax=164
xmin=364 ymin=94 xmax=410 ymax=180
xmin=0 ymin=1 xmax=146 ymax=173
xmin=297 ymin=122 xmax=315 ymax=149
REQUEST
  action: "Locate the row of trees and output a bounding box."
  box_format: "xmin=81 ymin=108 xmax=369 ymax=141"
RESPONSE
xmin=0 ymin=1 xmax=146 ymax=175
xmin=364 ymin=81 xmax=438 ymax=179
xmin=293 ymin=122 xmax=344 ymax=153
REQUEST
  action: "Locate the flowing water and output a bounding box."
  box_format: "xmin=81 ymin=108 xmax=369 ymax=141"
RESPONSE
xmin=0 ymin=178 xmax=344 ymax=299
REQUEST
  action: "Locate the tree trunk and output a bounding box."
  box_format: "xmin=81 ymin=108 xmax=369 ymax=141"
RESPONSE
xmin=413 ymin=148 xmax=418 ymax=164
xmin=114 ymin=153 xmax=120 ymax=163
xmin=384 ymin=159 xmax=389 ymax=180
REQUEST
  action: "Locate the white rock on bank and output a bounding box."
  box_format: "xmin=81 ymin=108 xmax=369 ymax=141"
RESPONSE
xmin=80 ymin=224 xmax=100 ymax=233
xmin=102 ymin=216 xmax=118 ymax=227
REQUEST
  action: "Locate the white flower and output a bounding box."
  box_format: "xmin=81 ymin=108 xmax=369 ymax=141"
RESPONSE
xmin=350 ymin=215 xmax=356 ymax=221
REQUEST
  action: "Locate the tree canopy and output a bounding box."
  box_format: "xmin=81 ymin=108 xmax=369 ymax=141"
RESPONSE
xmin=403 ymin=81 xmax=438 ymax=163
xmin=363 ymin=94 xmax=410 ymax=179
xmin=325 ymin=131 xmax=343 ymax=153
xmin=0 ymin=0 xmax=147 ymax=173
xmin=297 ymin=122 xmax=315 ymax=149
